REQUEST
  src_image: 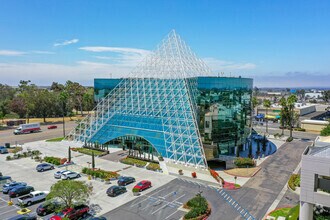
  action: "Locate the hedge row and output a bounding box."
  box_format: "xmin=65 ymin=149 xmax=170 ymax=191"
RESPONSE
xmin=288 ymin=174 xmax=300 ymax=191
xmin=82 ymin=167 xmax=119 ymax=179
xmin=234 ymin=157 xmax=255 ymax=168
xmin=120 ymin=157 xmax=147 ymax=167
xmin=44 ymin=156 xmax=61 ymax=165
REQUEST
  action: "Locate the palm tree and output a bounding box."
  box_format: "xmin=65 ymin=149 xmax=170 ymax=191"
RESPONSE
xmin=263 ymin=99 xmax=271 ymax=134
xmin=279 ymin=97 xmax=288 ymax=135
xmin=287 ymin=95 xmax=298 ymax=139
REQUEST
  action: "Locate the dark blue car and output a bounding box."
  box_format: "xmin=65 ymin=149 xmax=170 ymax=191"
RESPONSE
xmin=2 ymin=182 xmax=27 ymax=194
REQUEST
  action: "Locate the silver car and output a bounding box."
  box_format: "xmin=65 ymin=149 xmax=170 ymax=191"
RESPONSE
xmin=61 ymin=171 xmax=80 ymax=180
xmin=54 ymin=170 xmax=70 ymax=179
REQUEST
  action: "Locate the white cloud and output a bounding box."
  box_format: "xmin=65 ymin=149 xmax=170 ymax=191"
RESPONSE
xmin=79 ymin=46 xmax=151 ymax=56
xmin=32 ymin=50 xmax=55 ymax=54
xmin=203 ymin=57 xmax=256 ymax=71
xmin=0 ymin=50 xmax=26 ymax=56
xmin=54 ymin=39 xmax=79 ymax=47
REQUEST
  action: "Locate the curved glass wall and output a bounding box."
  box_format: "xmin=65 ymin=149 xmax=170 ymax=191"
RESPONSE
xmin=197 ymin=77 xmax=253 ymax=157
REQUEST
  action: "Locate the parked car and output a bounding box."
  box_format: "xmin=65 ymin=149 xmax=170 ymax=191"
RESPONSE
xmin=50 ymin=204 xmax=90 ymax=220
xmin=0 ymin=146 xmax=8 ymax=154
xmin=54 ymin=170 xmax=70 ymax=179
xmin=117 ymin=176 xmax=135 ymax=186
xmin=61 ymin=171 xmax=80 ymax=180
xmin=36 ymin=163 xmax=55 ymax=172
xmin=2 ymin=182 xmax=27 ymax=194
xmin=0 ymin=175 xmax=12 ymax=187
xmin=37 ymin=199 xmax=65 ymax=216
xmin=18 ymin=191 xmax=48 ymax=206
xmin=133 ymin=180 xmax=152 ymax=192
xmin=9 ymin=185 xmax=34 ymax=198
xmin=8 ymin=214 xmax=37 ymax=220
xmin=48 ymin=125 xmax=58 ymax=129
xmin=106 ymin=186 xmax=127 ymax=197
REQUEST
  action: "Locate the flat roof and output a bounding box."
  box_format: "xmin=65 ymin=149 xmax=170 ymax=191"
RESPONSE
xmin=309 ymin=146 xmax=330 ymax=159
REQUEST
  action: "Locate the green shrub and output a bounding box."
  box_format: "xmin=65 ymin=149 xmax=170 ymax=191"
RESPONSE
xmin=294 ymin=128 xmax=306 ymax=132
xmin=286 ymin=137 xmax=294 ymax=142
xmin=82 ymin=167 xmax=119 ymax=179
xmin=132 ymin=188 xmax=140 ymax=193
xmin=120 ymin=157 xmax=147 ymax=167
xmin=288 ymin=174 xmax=300 ymax=191
xmin=44 ymin=156 xmax=61 ymax=165
xmin=234 ymin=157 xmax=255 ymax=168
xmin=146 ymin=162 xmax=161 ymax=171
xmin=6 ymin=155 xmax=11 ymax=160
xmin=184 ymin=195 xmax=209 ymax=220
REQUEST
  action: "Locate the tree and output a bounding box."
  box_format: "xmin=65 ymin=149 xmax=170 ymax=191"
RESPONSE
xmin=68 ymin=147 xmax=72 ymax=162
xmin=279 ymin=97 xmax=288 ymax=135
xmin=287 ymin=95 xmax=298 ymax=139
xmin=320 ymin=122 xmax=330 ymax=136
xmin=321 ymin=90 xmax=330 ymax=103
xmin=0 ymin=101 xmax=10 ymax=123
xmin=65 ymin=81 xmax=86 ymax=116
xmin=263 ymin=99 xmax=271 ymax=133
xmin=47 ymin=180 xmax=92 ymax=208
xmin=92 ymin=151 xmax=95 ymax=169
xmin=82 ymin=88 xmax=95 ymax=114
xmin=10 ymin=96 xmax=27 ymax=118
xmin=252 ymin=97 xmax=258 ymax=110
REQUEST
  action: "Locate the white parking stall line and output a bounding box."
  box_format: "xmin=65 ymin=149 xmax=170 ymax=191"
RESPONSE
xmin=151 ymin=194 xmax=186 ymax=215
xmin=164 ymin=209 xmax=180 ymax=220
xmin=130 ymin=187 xmax=169 ymax=207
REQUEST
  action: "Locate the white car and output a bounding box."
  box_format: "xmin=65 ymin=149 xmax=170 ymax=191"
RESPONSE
xmin=18 ymin=191 xmax=49 ymax=206
xmin=54 ymin=170 xmax=70 ymax=179
xmin=61 ymin=171 xmax=81 ymax=180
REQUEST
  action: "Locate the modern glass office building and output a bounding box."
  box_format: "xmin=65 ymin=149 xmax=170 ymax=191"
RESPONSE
xmin=68 ymin=31 xmax=253 ymax=168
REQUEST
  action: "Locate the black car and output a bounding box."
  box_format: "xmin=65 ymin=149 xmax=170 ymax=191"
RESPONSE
xmin=7 ymin=214 xmax=37 ymax=220
xmin=106 ymin=186 xmax=126 ymax=197
xmin=117 ymin=176 xmax=135 ymax=186
xmin=37 ymin=200 xmax=64 ymax=216
xmin=9 ymin=185 xmax=34 ymax=198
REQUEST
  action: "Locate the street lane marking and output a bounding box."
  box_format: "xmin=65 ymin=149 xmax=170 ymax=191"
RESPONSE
xmin=130 ymin=187 xmax=168 ymax=207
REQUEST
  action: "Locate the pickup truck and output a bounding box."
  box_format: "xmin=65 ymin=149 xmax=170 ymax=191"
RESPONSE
xmin=18 ymin=191 xmax=48 ymax=206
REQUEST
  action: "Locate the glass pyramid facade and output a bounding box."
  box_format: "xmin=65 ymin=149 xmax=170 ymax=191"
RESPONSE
xmin=68 ymin=30 xmax=213 ymax=168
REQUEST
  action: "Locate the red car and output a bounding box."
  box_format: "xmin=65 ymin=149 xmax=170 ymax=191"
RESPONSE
xmin=133 ymin=180 xmax=152 ymax=192
xmin=48 ymin=125 xmax=57 ymax=129
xmin=49 ymin=204 xmax=89 ymax=220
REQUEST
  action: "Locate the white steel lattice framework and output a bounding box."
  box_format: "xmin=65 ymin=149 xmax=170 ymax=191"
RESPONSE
xmin=67 ymin=30 xmax=212 ymax=168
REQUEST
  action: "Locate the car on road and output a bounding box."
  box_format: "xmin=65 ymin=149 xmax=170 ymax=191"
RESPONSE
xmin=8 ymin=214 xmax=37 ymax=220
xmin=106 ymin=186 xmax=127 ymax=197
xmin=36 ymin=163 xmax=55 ymax=172
xmin=9 ymin=185 xmax=34 ymax=198
xmin=2 ymin=182 xmax=27 ymax=194
xmin=37 ymin=199 xmax=65 ymax=216
xmin=48 ymin=125 xmax=58 ymax=129
xmin=0 ymin=146 xmax=8 ymax=154
xmin=117 ymin=176 xmax=135 ymax=186
xmin=54 ymin=170 xmax=70 ymax=179
xmin=50 ymin=204 xmax=90 ymax=220
xmin=18 ymin=191 xmax=48 ymax=206
xmin=61 ymin=171 xmax=80 ymax=180
xmin=133 ymin=180 xmax=152 ymax=192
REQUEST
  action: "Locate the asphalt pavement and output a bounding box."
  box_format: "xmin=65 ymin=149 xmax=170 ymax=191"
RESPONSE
xmin=227 ymin=140 xmax=310 ymax=220
xmin=0 ymin=121 xmax=76 ymax=146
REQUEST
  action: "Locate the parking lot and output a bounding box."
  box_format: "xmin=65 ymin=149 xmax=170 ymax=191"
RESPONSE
xmin=0 ymin=140 xmax=175 ymax=219
xmin=103 ymin=178 xmax=240 ymax=220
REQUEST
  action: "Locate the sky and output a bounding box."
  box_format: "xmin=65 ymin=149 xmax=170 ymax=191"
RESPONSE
xmin=0 ymin=0 xmax=330 ymax=88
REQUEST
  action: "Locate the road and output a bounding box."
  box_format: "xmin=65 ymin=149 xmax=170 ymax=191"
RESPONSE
xmin=226 ymin=140 xmax=310 ymax=219
xmin=0 ymin=121 xmax=76 ymax=146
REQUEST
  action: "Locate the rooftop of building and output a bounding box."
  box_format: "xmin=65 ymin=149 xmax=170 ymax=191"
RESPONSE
xmin=308 ymin=146 xmax=330 ymax=159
